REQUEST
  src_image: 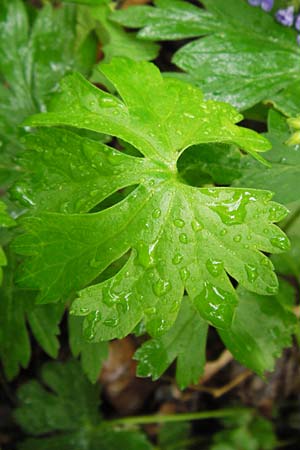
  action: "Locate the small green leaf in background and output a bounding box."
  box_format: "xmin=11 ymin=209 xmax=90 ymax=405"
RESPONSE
xmin=0 ymin=201 xmax=15 ymax=283
xmin=112 ymin=0 xmax=300 ymax=111
xmin=111 ymin=0 xmax=218 ymax=41
xmin=158 ymin=421 xmax=191 ymax=450
xmin=15 ymin=360 xmax=153 ymax=450
xmin=211 ymin=410 xmax=277 ymax=450
xmin=13 ymin=58 xmax=289 ymax=344
xmin=0 ymin=253 xmax=64 ymax=380
xmin=269 ymin=80 xmax=300 ymax=118
xmin=69 ymin=315 xmax=108 ymax=383
xmin=234 ymin=110 xmax=300 ymax=205
xmin=219 ymin=280 xmax=297 ymax=375
xmin=135 ymin=298 xmax=208 ymax=389
xmin=0 ymin=0 xmax=96 ymax=188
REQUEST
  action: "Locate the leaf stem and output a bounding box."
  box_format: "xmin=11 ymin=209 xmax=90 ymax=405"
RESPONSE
xmin=105 ymin=408 xmax=251 ymax=427
xmin=282 ymin=205 xmax=300 ymax=232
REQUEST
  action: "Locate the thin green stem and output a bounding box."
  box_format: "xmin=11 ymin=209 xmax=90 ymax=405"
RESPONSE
xmin=105 ymin=408 xmax=251 ymax=427
xmin=282 ymin=205 xmax=300 ymax=232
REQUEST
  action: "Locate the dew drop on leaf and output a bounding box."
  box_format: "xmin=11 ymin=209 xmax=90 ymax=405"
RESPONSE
xmin=180 ymin=267 xmax=190 ymax=281
xmin=173 ymin=218 xmax=185 ymax=228
xmin=83 ymin=310 xmax=101 ymax=341
xmin=191 ymin=219 xmax=203 ymax=232
xmin=194 ymin=282 xmax=237 ymax=328
xmin=172 ymin=253 xmax=183 ymax=265
xmin=152 ymin=208 xmax=161 ymax=219
xmin=206 ymin=258 xmax=224 ymax=277
xmin=245 ymin=264 xmax=259 ymax=283
xmin=179 ymin=233 xmax=188 ymax=244
xmin=270 ymin=236 xmax=290 ymax=251
xmin=103 ymin=317 xmax=119 ymax=328
xmin=233 ymin=234 xmax=242 ymax=242
xmin=152 ymin=279 xmax=172 ymax=297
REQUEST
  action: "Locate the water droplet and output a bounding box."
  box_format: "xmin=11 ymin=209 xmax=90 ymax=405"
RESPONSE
xmin=173 ymin=218 xmax=185 ymax=228
xmin=145 ymin=307 xmax=156 ymax=316
xmin=137 ymin=240 xmax=156 ymax=269
xmin=220 ymin=229 xmax=227 ymax=236
xmin=268 ymin=204 xmax=288 ymax=222
xmin=180 ymin=267 xmax=190 ymax=281
xmin=245 ymin=264 xmax=258 ymax=283
xmin=194 ymin=282 xmax=237 ymax=328
xmin=270 ymin=236 xmax=290 ymax=251
xmin=172 ymin=253 xmax=183 ymax=265
xmin=90 ymin=190 xmax=98 ymax=197
xmin=191 ymin=219 xmax=203 ymax=232
xmin=80 ymin=307 xmax=89 ymax=314
xmin=212 ymin=191 xmax=250 ymax=226
xmin=152 ymin=208 xmax=161 ymax=219
xmin=233 ymin=234 xmax=241 ymax=242
xmin=152 ymin=279 xmax=172 ymax=297
xmin=263 ymin=228 xmax=269 ymax=235
xmin=83 ymin=310 xmax=100 ymax=341
xmin=179 ymin=233 xmax=188 ymax=244
xmin=103 ymin=317 xmax=119 ymax=327
xmin=206 ymin=259 xmax=224 ymax=277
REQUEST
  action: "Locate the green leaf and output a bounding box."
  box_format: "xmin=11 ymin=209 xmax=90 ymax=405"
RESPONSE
xmin=177 ymin=143 xmax=242 ymax=187
xmin=219 ymin=280 xmax=297 ymax=375
xmin=0 ymin=253 xmax=63 ymax=379
xmin=0 ymin=0 xmax=96 ymax=187
xmin=69 ymin=315 xmax=108 ymax=383
xmin=112 ymin=0 xmax=300 ymax=110
xmin=211 ymin=411 xmax=277 ymax=450
xmin=111 ymin=0 xmax=218 ymax=41
xmin=173 ymin=0 xmax=300 ymax=111
xmin=13 ymin=58 xmax=288 ymax=341
xmin=234 ymin=110 xmax=300 ymax=205
xmin=93 ymin=4 xmax=159 ymax=62
xmin=0 ymin=202 xmax=15 ymax=283
xmin=135 ymin=297 xmax=208 ymax=389
xmin=269 ymin=81 xmax=300 ymax=118
xmin=158 ymin=421 xmax=191 ymax=450
xmin=15 ymin=360 xmax=152 ymax=450
xmin=272 ymin=203 xmax=300 ymax=280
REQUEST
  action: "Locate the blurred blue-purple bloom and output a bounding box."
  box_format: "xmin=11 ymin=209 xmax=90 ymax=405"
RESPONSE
xmin=295 ymin=14 xmax=300 ymax=31
xmin=275 ymin=6 xmax=294 ymax=27
xmin=261 ymin=0 xmax=274 ymax=12
xmin=248 ymin=0 xmax=261 ymax=6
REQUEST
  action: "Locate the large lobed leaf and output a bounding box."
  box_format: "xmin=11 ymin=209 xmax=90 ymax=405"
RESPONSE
xmin=111 ymin=0 xmax=300 ymax=111
xmin=13 ymin=58 xmax=289 ymax=343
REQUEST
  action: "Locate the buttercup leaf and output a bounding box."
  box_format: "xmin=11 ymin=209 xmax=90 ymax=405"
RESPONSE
xmin=13 ymin=58 xmax=289 ymax=341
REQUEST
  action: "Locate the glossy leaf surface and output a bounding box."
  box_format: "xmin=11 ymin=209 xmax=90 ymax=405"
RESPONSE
xmin=13 ymin=58 xmax=288 ymax=342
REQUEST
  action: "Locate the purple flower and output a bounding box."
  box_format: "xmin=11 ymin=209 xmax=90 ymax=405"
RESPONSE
xmin=261 ymin=0 xmax=273 ymax=12
xmin=275 ymin=6 xmax=294 ymax=27
xmin=295 ymin=14 xmax=300 ymax=31
xmin=248 ymin=0 xmax=261 ymax=6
